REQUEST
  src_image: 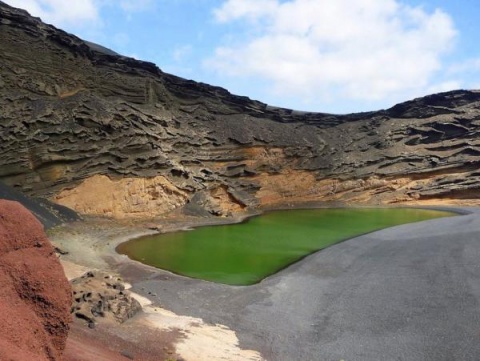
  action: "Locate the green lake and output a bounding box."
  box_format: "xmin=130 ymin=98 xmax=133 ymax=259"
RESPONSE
xmin=116 ymin=208 xmax=454 ymax=286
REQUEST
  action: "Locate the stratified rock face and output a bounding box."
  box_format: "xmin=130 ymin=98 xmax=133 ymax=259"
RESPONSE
xmin=0 ymin=199 xmax=72 ymax=361
xmin=1 ymin=1 xmax=480 ymax=217
xmin=52 ymin=174 xmax=188 ymax=218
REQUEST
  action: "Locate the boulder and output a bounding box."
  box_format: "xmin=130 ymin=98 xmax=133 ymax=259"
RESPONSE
xmin=71 ymin=271 xmax=142 ymax=328
xmin=0 ymin=199 xmax=72 ymax=361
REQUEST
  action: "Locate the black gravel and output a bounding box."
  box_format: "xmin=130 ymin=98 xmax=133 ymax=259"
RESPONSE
xmin=127 ymin=207 xmax=480 ymax=361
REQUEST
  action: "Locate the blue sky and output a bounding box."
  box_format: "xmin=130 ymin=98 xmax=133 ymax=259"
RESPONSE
xmin=4 ymin=0 xmax=480 ymax=113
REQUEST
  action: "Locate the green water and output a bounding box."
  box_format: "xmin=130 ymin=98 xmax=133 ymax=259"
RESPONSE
xmin=117 ymin=208 xmax=454 ymax=285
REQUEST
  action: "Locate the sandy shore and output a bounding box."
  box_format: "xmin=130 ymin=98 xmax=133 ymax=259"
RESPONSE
xmin=50 ymin=213 xmax=266 ymax=361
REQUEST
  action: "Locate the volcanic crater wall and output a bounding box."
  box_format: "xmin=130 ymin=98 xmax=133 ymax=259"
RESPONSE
xmin=1 ymin=1 xmax=480 ymax=217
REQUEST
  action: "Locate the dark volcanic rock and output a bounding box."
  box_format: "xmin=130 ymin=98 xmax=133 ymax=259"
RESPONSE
xmin=70 ymin=271 xmax=142 ymax=328
xmin=0 ymin=199 xmax=72 ymax=361
xmin=1 ymin=1 xmax=480 ymax=215
xmin=0 ymin=181 xmax=79 ymax=228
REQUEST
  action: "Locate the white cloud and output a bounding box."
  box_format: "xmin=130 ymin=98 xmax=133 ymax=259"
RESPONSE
xmin=214 ymin=0 xmax=279 ymax=22
xmin=4 ymin=0 xmax=99 ymax=27
xmin=445 ymin=58 xmax=480 ymax=92
xmin=448 ymin=58 xmax=480 ymax=75
xmin=172 ymin=45 xmax=193 ymax=62
xmin=426 ymin=80 xmax=462 ymax=95
xmin=119 ymin=0 xmax=153 ymax=13
xmin=3 ymin=0 xmax=154 ymax=28
xmin=207 ymin=0 xmax=458 ymax=109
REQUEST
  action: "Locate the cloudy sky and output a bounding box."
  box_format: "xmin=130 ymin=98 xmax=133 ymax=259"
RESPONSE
xmin=4 ymin=0 xmax=480 ymax=113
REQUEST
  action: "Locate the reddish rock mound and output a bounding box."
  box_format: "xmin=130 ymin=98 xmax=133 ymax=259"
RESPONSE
xmin=0 ymin=200 xmax=72 ymax=361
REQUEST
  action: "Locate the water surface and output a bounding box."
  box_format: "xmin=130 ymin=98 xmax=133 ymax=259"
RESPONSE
xmin=117 ymin=208 xmax=453 ymax=285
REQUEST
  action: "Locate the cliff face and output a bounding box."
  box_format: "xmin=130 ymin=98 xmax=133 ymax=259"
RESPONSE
xmin=1 ymin=1 xmax=480 ymax=218
xmin=0 ymin=199 xmax=72 ymax=360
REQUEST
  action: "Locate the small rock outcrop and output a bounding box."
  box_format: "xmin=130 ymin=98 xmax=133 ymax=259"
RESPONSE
xmin=71 ymin=271 xmax=142 ymax=328
xmin=0 ymin=199 xmax=72 ymax=361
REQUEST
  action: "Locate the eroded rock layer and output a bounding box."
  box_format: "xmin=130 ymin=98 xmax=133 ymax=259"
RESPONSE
xmin=0 ymin=200 xmax=72 ymax=361
xmin=1 ymin=1 xmax=480 ymax=217
xmin=71 ymin=271 xmax=141 ymax=327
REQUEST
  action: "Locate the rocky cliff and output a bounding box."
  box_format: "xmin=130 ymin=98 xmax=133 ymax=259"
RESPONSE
xmin=0 ymin=199 xmax=72 ymax=360
xmin=1 ymin=1 xmax=480 ymax=218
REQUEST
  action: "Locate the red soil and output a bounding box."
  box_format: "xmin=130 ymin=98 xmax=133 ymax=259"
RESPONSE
xmin=64 ymin=321 xmax=182 ymax=361
xmin=0 ymin=200 xmax=72 ymax=361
